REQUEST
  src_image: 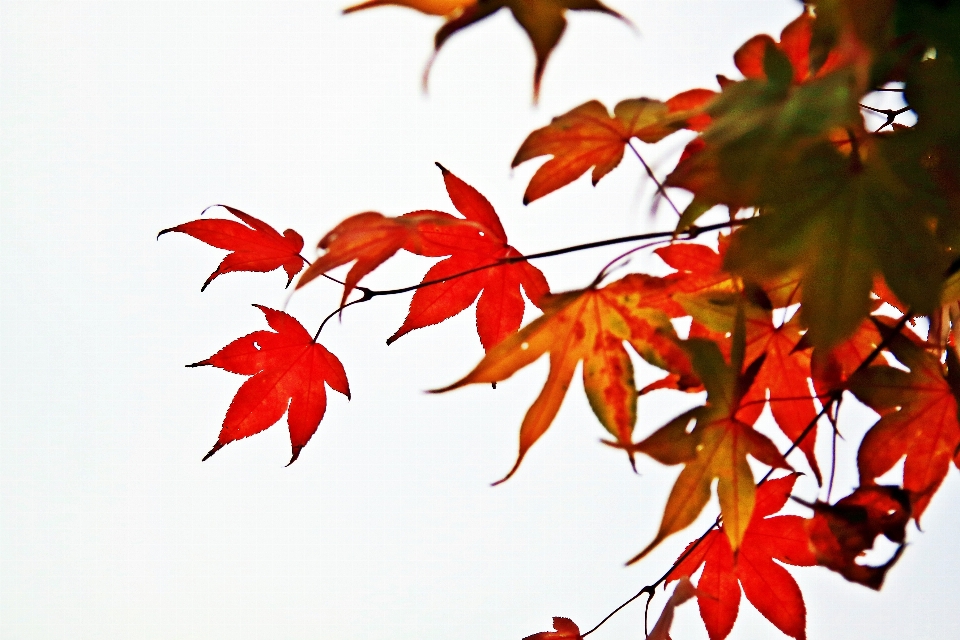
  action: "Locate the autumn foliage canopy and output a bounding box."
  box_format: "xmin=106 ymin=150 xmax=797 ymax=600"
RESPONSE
xmin=160 ymin=1 xmax=960 ymax=639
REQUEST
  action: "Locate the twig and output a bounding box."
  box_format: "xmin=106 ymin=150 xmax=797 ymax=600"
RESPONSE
xmin=627 ymin=141 xmax=684 ymax=218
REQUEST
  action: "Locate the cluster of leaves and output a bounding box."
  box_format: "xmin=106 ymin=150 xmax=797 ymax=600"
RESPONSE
xmin=161 ymin=1 xmax=960 ymax=639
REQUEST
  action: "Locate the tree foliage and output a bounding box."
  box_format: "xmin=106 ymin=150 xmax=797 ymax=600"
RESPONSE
xmin=161 ymin=1 xmax=960 ymax=638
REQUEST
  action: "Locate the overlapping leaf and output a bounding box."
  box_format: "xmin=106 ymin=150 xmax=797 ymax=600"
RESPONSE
xmin=388 ymin=165 xmax=550 ymax=350
xmin=659 ymin=10 xmax=949 ymax=347
xmin=675 ymin=290 xmax=822 ymax=483
xmin=189 ymin=305 xmax=350 ymax=465
xmin=434 ymin=275 xmax=697 ymax=483
xmin=296 ymin=209 xmax=473 ymax=306
xmin=666 ymin=475 xmax=815 ymax=640
xmin=512 ymin=89 xmax=715 ymax=203
xmin=625 ymin=337 xmax=790 ymax=562
xmin=648 ymin=577 xmax=698 ymax=640
xmin=801 ymin=484 xmax=910 ymax=590
xmin=344 ymin=0 xmax=628 ymax=100
xmin=848 ymin=323 xmax=960 ymax=520
xmin=158 ymin=205 xmax=305 ymax=291
xmin=665 ymin=11 xmax=865 ymax=214
xmin=723 ymin=135 xmax=949 ymax=347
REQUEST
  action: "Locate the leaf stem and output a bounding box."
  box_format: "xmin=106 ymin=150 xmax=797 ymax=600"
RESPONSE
xmin=626 ymin=141 xmax=683 ymax=218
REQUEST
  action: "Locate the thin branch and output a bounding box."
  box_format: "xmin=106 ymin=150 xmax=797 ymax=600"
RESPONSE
xmin=360 ymin=218 xmax=749 ymax=299
xmin=627 ymin=141 xmax=684 ymax=218
xmin=859 ymin=103 xmax=911 ymax=131
xmin=313 ymin=294 xmax=372 ymax=341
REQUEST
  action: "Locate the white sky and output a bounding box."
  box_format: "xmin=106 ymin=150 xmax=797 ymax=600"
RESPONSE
xmin=2 ymin=1 xmax=958 ymax=639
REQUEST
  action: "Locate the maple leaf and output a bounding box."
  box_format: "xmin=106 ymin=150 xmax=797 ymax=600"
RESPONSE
xmin=512 ymin=89 xmax=715 ymax=204
xmin=799 ymin=484 xmax=911 ymax=590
xmin=848 ymin=322 xmax=960 ymax=521
xmin=296 ymin=209 xmax=473 ymax=307
xmin=433 ymin=275 xmax=696 ymax=483
xmin=666 ymin=474 xmax=815 ymax=640
xmin=647 ymin=577 xmax=698 ymax=640
xmin=388 ymin=165 xmax=550 ymax=350
xmin=344 ymin=0 xmax=628 ymax=100
xmin=626 ymin=336 xmax=790 ymax=562
xmin=189 ymin=305 xmax=350 ymax=465
xmin=158 ymin=205 xmax=305 ymax=291
xmin=523 ymin=616 xmax=580 ymax=640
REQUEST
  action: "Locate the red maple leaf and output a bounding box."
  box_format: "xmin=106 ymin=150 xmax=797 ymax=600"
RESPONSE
xmin=189 ymin=305 xmax=350 ymax=465
xmin=666 ymin=474 xmax=815 ymax=640
xmin=158 ymin=205 xmax=305 ymax=291
xmin=388 ymin=165 xmax=550 ymax=350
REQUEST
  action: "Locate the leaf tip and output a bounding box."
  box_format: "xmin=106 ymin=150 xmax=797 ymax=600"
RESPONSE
xmin=198 ymin=204 xmax=224 ymax=217
xmin=287 ymin=446 xmax=304 ymax=466
xmin=185 ymin=359 xmax=211 ymax=368
xmin=202 ymin=442 xmax=224 ymax=461
xmin=435 ymin=162 xmax=449 ymax=174
xmin=157 ymin=228 xmax=174 ymax=239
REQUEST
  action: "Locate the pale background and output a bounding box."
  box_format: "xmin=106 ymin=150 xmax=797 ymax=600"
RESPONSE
xmin=1 ymin=1 xmax=958 ymax=639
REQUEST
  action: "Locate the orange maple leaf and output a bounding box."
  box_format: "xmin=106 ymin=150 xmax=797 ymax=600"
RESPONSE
xmin=434 ymin=275 xmax=696 ymax=483
xmin=512 ymin=90 xmax=716 ymax=203
xmin=343 ymin=0 xmax=629 ymax=100
xmin=388 ymin=165 xmax=550 ymax=350
xmin=666 ymin=474 xmax=815 ymax=640
xmin=189 ymin=306 xmax=350 ymax=465
xmin=158 ymin=205 xmax=305 ymax=291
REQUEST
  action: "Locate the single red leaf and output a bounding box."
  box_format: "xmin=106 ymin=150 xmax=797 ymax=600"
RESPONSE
xmin=190 ymin=305 xmax=350 ymax=465
xmin=389 ymin=166 xmax=550 ymax=350
xmin=523 ymin=616 xmax=581 ymax=640
xmin=666 ymin=475 xmax=814 ymax=640
xmin=158 ymin=205 xmax=305 ymax=291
